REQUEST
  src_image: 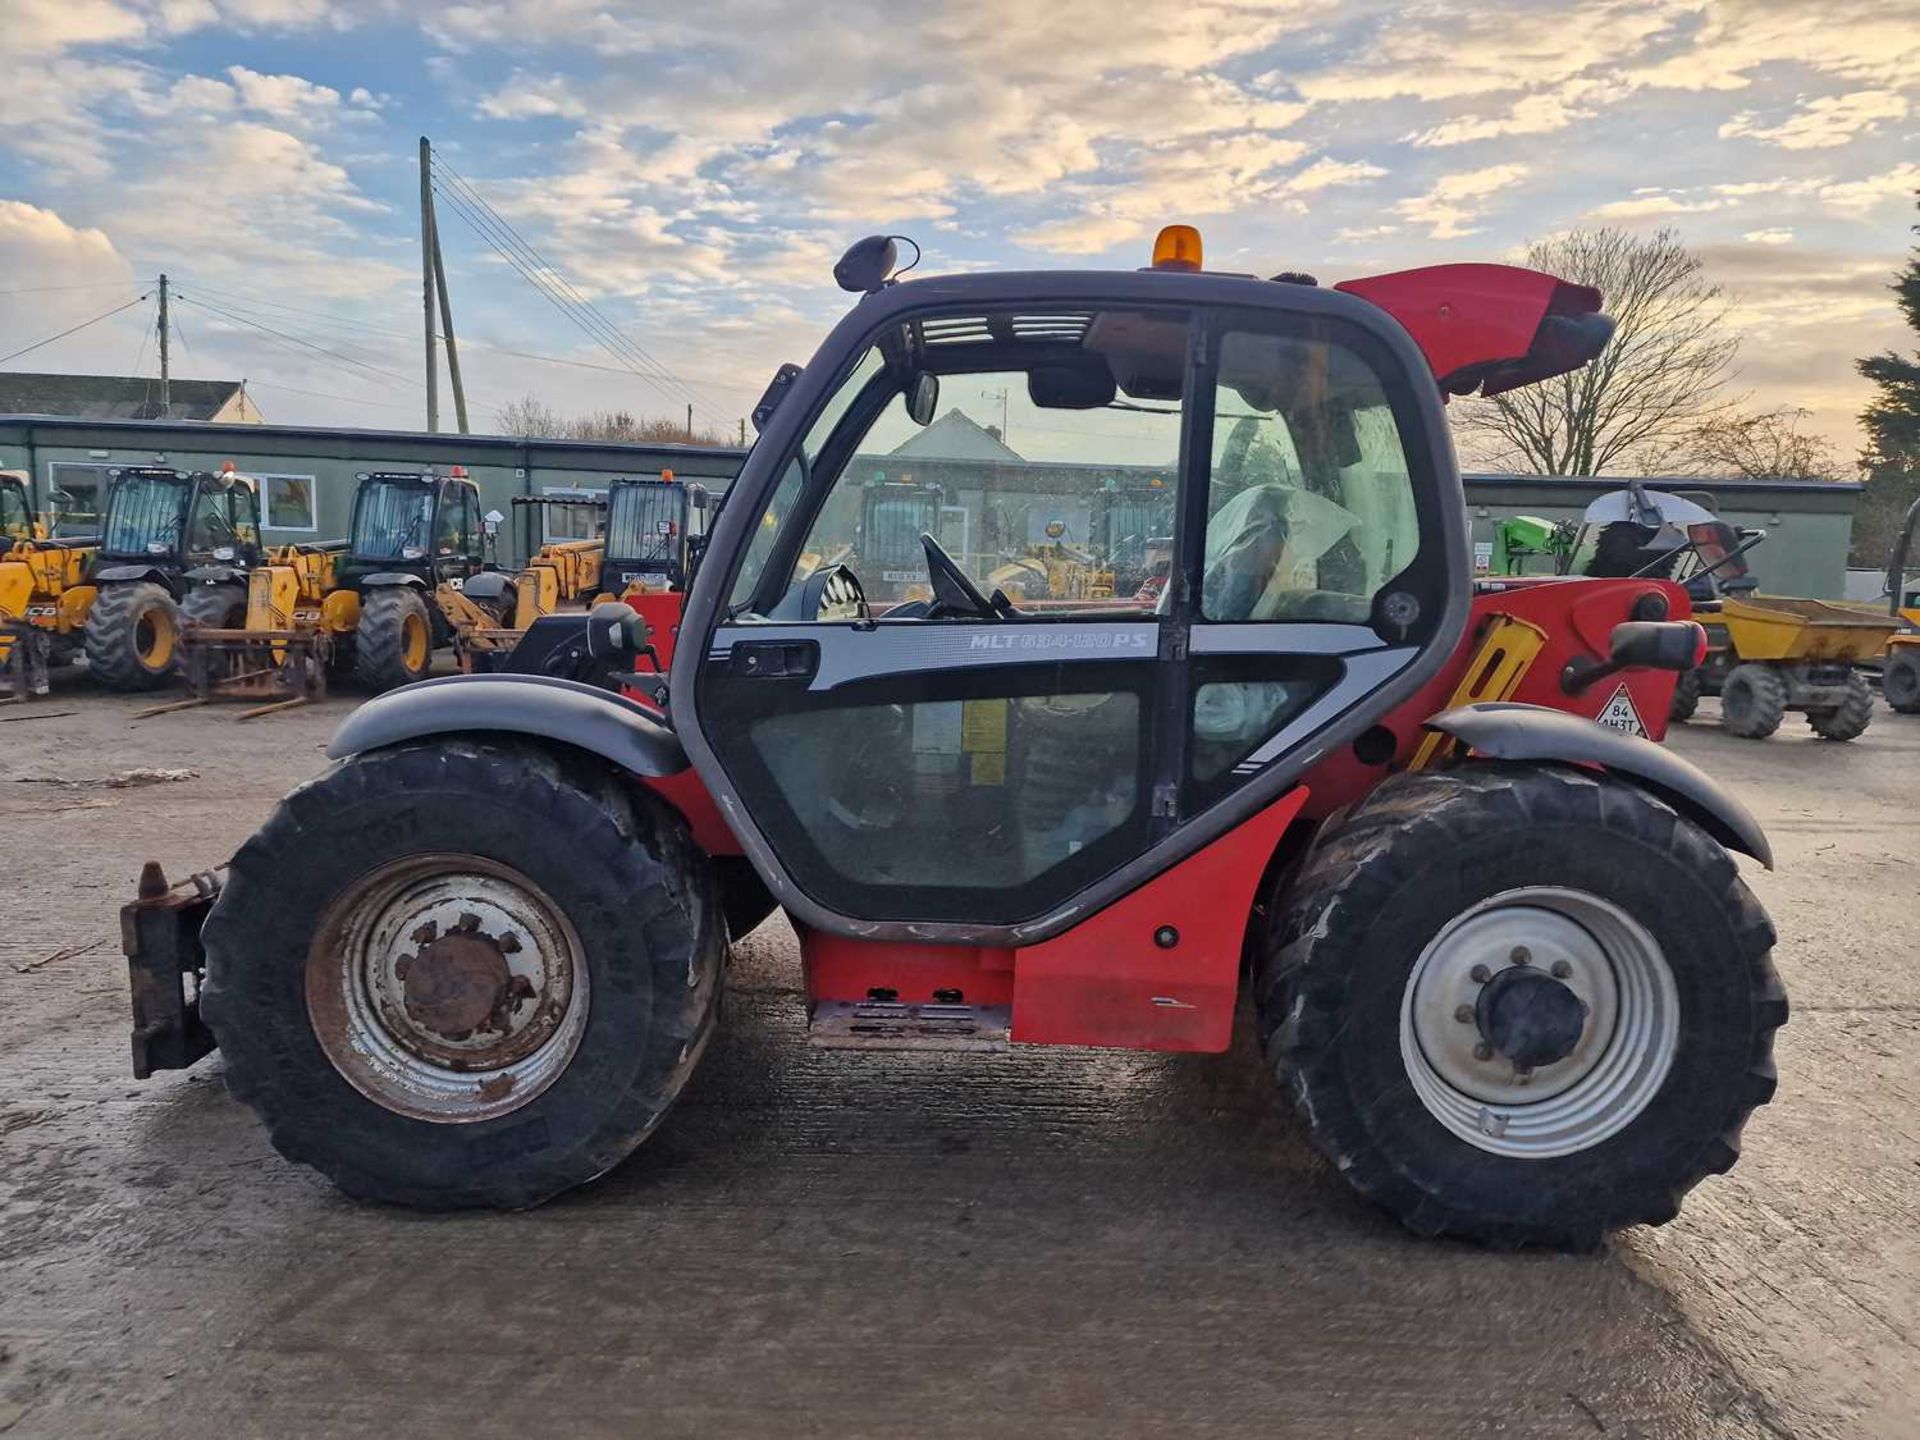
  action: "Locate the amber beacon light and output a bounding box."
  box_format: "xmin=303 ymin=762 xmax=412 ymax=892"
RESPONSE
xmin=1151 ymin=225 xmax=1204 ymax=272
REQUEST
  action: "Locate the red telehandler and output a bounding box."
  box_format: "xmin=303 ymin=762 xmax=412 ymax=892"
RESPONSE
xmin=123 ymin=228 xmax=1782 ymax=1248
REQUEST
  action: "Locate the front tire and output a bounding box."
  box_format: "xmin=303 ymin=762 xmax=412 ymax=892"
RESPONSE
xmin=200 ymin=739 xmax=726 ymax=1209
xmin=1806 ymin=670 xmax=1873 ymax=741
xmin=83 ymin=581 xmax=181 ymax=690
xmin=354 ymin=585 xmax=434 ymax=691
xmin=1880 ymin=647 xmax=1920 ymax=714
xmin=1669 ymin=667 xmax=1701 ymax=722
xmin=1256 ymin=763 xmax=1784 ymax=1249
xmin=181 ymin=582 xmax=247 ymax=631
xmin=1719 ymin=662 xmax=1787 ymax=739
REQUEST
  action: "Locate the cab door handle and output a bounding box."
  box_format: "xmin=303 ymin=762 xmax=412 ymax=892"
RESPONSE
xmin=731 ymin=640 xmax=818 ymax=679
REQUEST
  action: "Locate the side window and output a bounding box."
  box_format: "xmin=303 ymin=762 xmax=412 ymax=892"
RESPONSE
xmin=234 ymin=486 xmax=260 ymax=548
xmin=187 ymin=485 xmax=232 ymax=551
xmin=435 ymin=487 xmax=470 ymax=555
xmin=1200 ymin=329 xmax=1418 ymax=624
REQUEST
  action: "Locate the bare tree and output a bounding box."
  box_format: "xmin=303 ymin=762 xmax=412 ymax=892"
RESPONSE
xmin=1455 ymin=227 xmax=1738 ymax=475
xmin=1679 ymin=406 xmax=1846 ymax=482
xmin=493 ymin=395 xmax=732 ymax=447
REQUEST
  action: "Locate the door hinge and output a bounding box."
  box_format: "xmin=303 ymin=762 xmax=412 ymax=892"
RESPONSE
xmin=1151 ymin=782 xmax=1179 ymax=819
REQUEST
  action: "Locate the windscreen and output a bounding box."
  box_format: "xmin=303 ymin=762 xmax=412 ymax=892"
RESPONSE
xmin=101 ymin=475 xmax=189 ymax=557
xmin=606 ymin=483 xmax=686 ymax=569
xmin=353 ymin=481 xmax=436 ymax=560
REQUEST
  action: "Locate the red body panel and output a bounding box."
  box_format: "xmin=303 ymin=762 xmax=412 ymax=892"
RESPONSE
xmin=1335 ymin=264 xmax=1601 ymax=394
xmin=1302 ymin=577 xmax=1688 ymax=819
xmin=633 ymin=575 xmax=1685 ymax=1050
xmin=797 ymin=786 xmax=1310 ymax=1052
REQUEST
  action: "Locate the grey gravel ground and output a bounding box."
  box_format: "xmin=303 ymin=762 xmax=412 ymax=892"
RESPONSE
xmin=1 ymin=675 xmax=1913 ymax=1439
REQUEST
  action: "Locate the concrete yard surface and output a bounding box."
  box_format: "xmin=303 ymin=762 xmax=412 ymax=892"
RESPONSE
xmin=0 ymin=679 xmax=1915 ymax=1439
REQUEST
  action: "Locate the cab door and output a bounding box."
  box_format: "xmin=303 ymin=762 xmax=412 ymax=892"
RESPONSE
xmin=676 ymin=290 xmax=1463 ymax=945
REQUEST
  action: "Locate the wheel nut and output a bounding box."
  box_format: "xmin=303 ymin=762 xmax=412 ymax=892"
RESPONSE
xmin=1473 ymin=1041 xmax=1493 ymax=1061
xmin=1550 ymin=959 xmax=1572 ymax=979
xmin=1509 ymin=945 xmax=1531 ymax=965
xmin=1454 ymin=1004 xmax=1475 ymax=1023
xmin=1515 ymin=1067 xmax=1534 ymax=1085
xmin=1470 ymin=964 xmax=1492 ymax=984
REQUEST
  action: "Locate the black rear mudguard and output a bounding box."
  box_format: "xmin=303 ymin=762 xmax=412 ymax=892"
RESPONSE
xmin=1426 ymin=701 xmax=1772 ymax=868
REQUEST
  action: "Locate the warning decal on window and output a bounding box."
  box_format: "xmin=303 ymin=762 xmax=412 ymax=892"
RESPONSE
xmin=1596 ymin=683 xmax=1647 ymax=737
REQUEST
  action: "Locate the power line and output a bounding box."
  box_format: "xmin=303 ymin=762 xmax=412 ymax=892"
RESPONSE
xmin=242 ymin=378 xmax=447 ymax=414
xmin=176 ymin=279 xmax=418 ymax=343
xmin=427 ymin=178 xmax=676 ymax=400
xmin=429 ymin=158 xmax=698 ymax=407
xmin=174 ymin=292 xmax=421 ymax=391
xmin=175 ymin=290 xmax=412 ymax=375
xmin=429 ymin=159 xmax=686 ymax=396
xmin=0 ymin=282 xmax=146 ymax=297
xmin=0 ymin=293 xmax=149 ymax=365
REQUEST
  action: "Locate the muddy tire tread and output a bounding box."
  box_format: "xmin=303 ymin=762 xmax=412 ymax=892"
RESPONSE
xmin=1254 ymin=762 xmax=1785 ymax=1250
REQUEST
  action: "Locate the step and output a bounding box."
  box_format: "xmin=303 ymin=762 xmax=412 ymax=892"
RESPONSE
xmin=808 ymin=999 xmax=1012 ymax=1052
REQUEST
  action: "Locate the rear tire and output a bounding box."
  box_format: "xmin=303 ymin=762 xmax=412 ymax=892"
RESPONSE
xmin=1669 ymin=667 xmax=1702 ymax=723
xmin=1255 ymin=763 xmax=1784 ymax=1249
xmin=83 ymin=581 xmax=181 ymax=690
xmin=1719 ymin=662 xmax=1787 ymax=739
xmin=1882 ymin=648 xmax=1920 ymax=714
xmin=1806 ymin=670 xmax=1873 ymax=741
xmin=354 ymin=585 xmax=433 ymax=691
xmin=181 ymin=582 xmax=247 ymax=631
xmin=201 ymin=739 xmax=726 ymax=1209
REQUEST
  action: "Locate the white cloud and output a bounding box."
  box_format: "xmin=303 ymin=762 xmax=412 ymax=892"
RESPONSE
xmin=1590 ymin=189 xmax=1726 ymax=220
xmin=227 ymin=65 xmax=344 ymax=121
xmin=1818 ymin=162 xmax=1920 ymax=213
xmin=1413 ymin=87 xmax=1600 ymax=147
xmin=1394 ymin=164 xmax=1528 ymax=239
xmin=1719 ymin=90 xmax=1909 ymax=150
xmin=1281 ymin=157 xmax=1388 ymax=193
xmin=1743 ymin=228 xmax=1795 ymax=244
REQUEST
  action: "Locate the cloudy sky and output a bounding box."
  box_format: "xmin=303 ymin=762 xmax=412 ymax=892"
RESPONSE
xmin=1 ymin=0 xmax=1914 ymax=459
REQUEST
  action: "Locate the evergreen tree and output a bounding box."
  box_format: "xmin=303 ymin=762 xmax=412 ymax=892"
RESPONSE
xmin=1853 ymin=195 xmax=1920 ymax=566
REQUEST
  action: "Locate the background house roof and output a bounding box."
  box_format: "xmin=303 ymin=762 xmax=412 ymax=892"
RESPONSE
xmin=0 ymin=372 xmax=250 ymax=422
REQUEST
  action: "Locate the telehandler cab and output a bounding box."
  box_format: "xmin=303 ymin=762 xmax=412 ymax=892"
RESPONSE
xmin=123 ymin=230 xmax=1783 ymax=1247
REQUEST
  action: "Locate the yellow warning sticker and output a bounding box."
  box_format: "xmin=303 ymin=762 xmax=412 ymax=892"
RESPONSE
xmin=961 ymin=699 xmax=1008 ymax=752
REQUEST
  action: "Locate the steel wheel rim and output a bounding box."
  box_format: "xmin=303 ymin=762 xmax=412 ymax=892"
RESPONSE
xmin=306 ymin=853 xmax=590 ymax=1123
xmin=1399 ymin=886 xmax=1679 ymax=1159
xmin=402 ymin=611 xmax=430 ymax=670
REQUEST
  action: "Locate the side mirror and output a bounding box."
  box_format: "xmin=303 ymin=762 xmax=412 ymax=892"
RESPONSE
xmin=1562 ymin=620 xmax=1707 ymax=695
xmin=834 ymin=235 xmax=898 ymax=294
xmin=906 ymin=371 xmax=940 ymax=426
xmin=586 ymin=601 xmax=651 ymax=657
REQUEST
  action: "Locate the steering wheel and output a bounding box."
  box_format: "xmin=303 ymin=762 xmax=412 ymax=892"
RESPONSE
xmin=919 ymin=531 xmax=1006 ymax=620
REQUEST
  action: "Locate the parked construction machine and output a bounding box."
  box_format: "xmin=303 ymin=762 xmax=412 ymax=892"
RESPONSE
xmin=1878 ymin=496 xmax=1920 ymax=714
xmin=122 ymin=229 xmax=1784 ymax=1249
xmin=447 ymin=495 xmax=608 ymax=671
xmin=171 ymin=467 xmax=487 ymax=705
xmin=1 ymin=464 xmax=263 ymax=696
xmin=599 ymin=474 xmax=711 ymax=597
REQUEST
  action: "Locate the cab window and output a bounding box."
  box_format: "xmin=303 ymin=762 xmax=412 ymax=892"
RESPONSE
xmin=1200 ymin=328 xmax=1418 ymax=624
xmin=436 ymin=487 xmax=474 ymax=556
xmin=186 ymin=483 xmax=235 ymax=551
xmin=742 ymin=307 xmax=1189 ymax=618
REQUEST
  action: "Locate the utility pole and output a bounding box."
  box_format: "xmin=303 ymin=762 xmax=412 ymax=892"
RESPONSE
xmin=428 ymin=195 xmax=470 ymax=434
xmin=738 ymin=417 xmax=746 ymax=447
xmin=156 ymin=273 xmax=171 ymax=418
xmin=686 ymin=402 xmax=694 ymax=442
xmin=420 ymin=137 xmax=439 ymax=433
